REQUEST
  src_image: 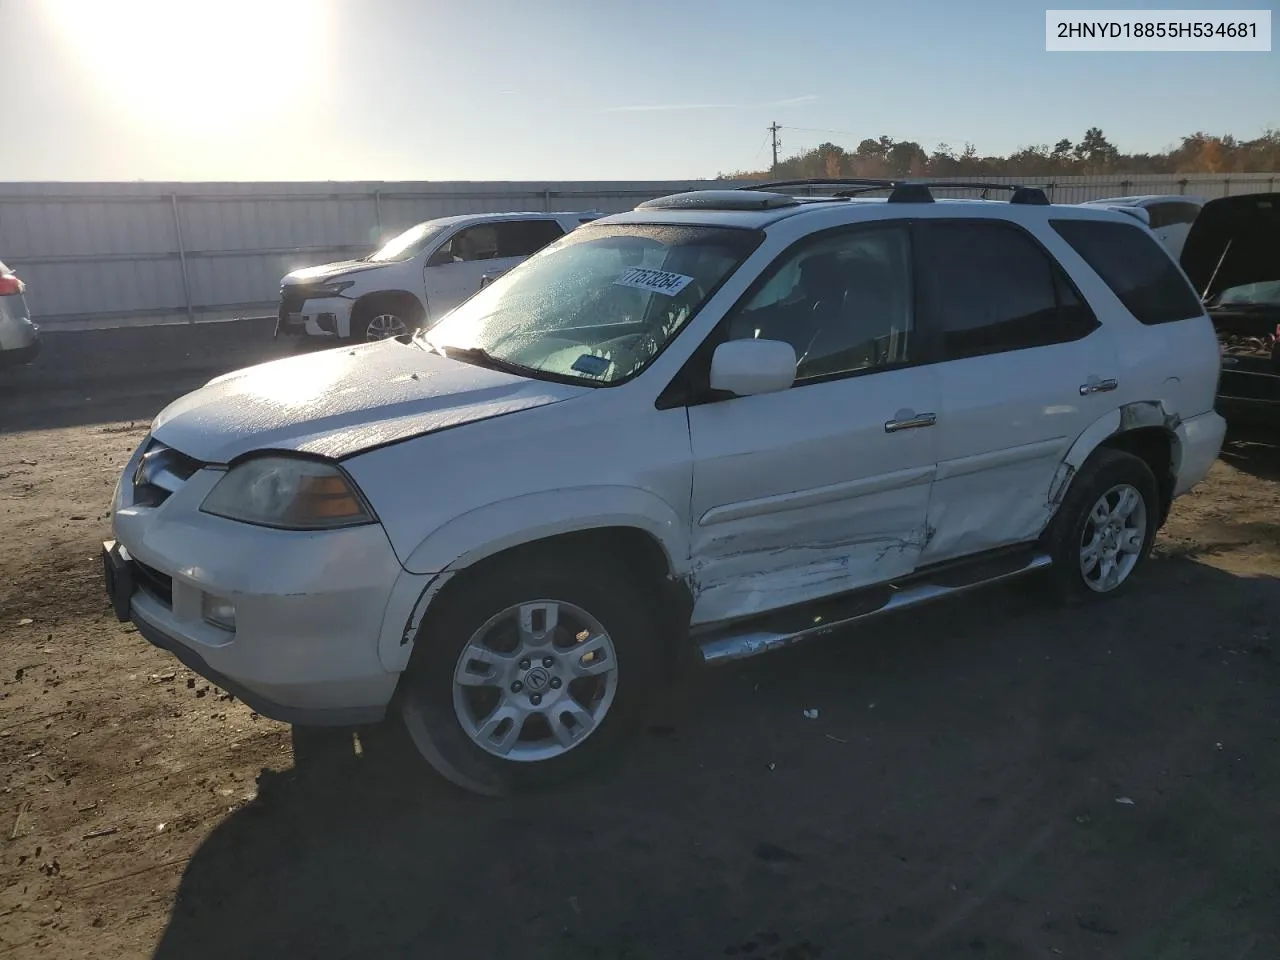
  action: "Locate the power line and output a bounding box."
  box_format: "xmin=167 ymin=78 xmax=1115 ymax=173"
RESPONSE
xmin=780 ymin=125 xmax=862 ymax=139
xmin=750 ymin=131 xmax=771 ymax=165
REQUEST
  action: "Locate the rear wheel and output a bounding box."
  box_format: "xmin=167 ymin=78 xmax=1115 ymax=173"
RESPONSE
xmin=398 ymin=557 xmax=664 ymax=796
xmin=1041 ymin=448 xmax=1159 ymax=602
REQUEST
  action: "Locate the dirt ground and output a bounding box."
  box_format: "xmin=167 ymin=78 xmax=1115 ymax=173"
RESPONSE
xmin=2 ymin=404 xmax=1279 ymax=959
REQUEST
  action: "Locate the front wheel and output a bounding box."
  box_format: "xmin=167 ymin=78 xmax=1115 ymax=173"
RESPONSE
xmin=349 ymin=297 xmax=424 ymax=342
xmin=398 ymin=558 xmax=664 ymax=796
xmin=354 ymin=311 xmax=410 ymax=342
xmin=1041 ymin=448 xmax=1159 ymax=602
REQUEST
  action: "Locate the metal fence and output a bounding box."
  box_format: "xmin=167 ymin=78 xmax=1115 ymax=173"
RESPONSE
xmin=1 ymin=173 xmax=1276 ymax=331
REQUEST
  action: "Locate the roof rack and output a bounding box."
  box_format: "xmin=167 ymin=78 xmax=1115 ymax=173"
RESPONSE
xmin=737 ymin=178 xmax=1050 ymax=206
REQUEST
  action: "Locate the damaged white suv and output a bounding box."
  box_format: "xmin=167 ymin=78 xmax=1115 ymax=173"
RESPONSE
xmin=104 ymin=180 xmax=1226 ymax=795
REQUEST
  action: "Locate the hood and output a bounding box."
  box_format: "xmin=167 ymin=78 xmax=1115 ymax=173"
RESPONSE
xmin=1180 ymin=193 xmax=1280 ymax=300
xmin=150 ymin=340 xmax=588 ymax=463
xmin=282 ymin=259 xmax=389 ymax=284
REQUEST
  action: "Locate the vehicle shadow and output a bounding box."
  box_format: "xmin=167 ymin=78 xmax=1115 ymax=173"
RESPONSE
xmin=150 ymin=556 xmax=1280 ymax=960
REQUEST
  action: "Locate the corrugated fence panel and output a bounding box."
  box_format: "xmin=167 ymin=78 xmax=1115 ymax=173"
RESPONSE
xmin=2 ymin=175 xmax=1277 ymax=330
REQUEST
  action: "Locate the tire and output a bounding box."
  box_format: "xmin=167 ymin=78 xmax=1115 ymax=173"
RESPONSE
xmin=350 ymin=298 xmax=422 ymax=342
xmin=398 ymin=556 xmax=665 ymax=796
xmin=1041 ymin=448 xmax=1159 ymax=604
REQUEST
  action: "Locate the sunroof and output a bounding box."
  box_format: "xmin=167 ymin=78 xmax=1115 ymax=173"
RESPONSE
xmin=636 ymin=190 xmax=800 ymax=212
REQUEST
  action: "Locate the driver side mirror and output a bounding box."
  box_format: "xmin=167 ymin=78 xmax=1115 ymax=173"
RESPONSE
xmin=709 ymin=339 xmax=796 ymax=397
xmin=427 ymin=246 xmax=459 ymax=267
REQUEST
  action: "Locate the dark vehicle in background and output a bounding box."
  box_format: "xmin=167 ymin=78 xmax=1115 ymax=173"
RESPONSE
xmin=0 ymin=261 xmax=40 ymax=369
xmin=1179 ymin=194 xmax=1280 ymax=418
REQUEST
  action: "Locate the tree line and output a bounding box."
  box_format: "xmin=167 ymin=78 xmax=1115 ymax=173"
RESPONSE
xmin=722 ymin=128 xmax=1280 ymax=180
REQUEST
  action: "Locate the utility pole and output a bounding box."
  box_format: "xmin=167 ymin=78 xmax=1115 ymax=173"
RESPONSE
xmin=768 ymin=121 xmax=781 ymax=172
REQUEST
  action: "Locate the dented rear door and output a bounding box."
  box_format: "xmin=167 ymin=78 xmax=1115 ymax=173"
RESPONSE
xmin=913 ymin=219 xmax=1120 ymax=565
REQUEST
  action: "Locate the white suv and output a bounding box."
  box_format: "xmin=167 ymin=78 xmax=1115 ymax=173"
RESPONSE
xmin=105 ymin=180 xmax=1226 ymax=795
xmin=276 ymin=210 xmax=601 ymax=342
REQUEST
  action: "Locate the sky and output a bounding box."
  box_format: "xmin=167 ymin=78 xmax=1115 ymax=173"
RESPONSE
xmin=1 ymin=0 xmax=1276 ymax=182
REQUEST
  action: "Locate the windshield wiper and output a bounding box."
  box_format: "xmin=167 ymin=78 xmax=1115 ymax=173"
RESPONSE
xmin=434 ymin=343 xmax=536 ymax=376
xmin=423 ymin=340 xmax=606 ymax=388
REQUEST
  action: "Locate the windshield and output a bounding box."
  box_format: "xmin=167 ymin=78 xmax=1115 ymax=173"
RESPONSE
xmin=367 ymin=222 xmax=448 ymax=263
xmin=421 ymin=223 xmax=761 ymax=384
xmin=1211 ymin=279 xmax=1280 ymax=308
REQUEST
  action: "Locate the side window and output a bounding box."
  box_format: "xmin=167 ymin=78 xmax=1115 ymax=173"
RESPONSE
xmin=1051 ymin=219 xmax=1205 ymax=325
xmin=496 ymin=219 xmax=566 ymax=258
xmin=1144 ymin=203 xmax=1173 ymax=230
xmin=1166 ymin=202 xmax=1202 ymax=226
xmin=1145 ymin=202 xmax=1199 ymax=230
xmin=433 ymin=224 xmax=499 ymax=265
xmin=726 ymin=225 xmax=914 ymax=381
xmin=917 ymin=222 xmax=1099 ymax=361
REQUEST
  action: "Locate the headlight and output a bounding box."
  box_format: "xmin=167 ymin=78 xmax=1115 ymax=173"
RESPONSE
xmin=313 ymin=280 xmax=354 ymax=297
xmin=200 ymin=456 xmax=376 ymax=530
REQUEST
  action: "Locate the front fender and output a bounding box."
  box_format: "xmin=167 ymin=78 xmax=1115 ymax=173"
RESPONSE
xmin=402 ymin=484 xmax=690 ymax=578
xmin=376 ymin=486 xmax=689 ymax=673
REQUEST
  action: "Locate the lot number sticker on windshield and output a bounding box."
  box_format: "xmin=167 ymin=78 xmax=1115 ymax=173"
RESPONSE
xmin=614 ymin=267 xmax=695 ymax=297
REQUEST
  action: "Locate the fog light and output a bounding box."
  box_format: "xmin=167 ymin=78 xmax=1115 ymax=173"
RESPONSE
xmin=202 ymin=594 xmax=237 ymax=631
xmin=316 ymin=312 xmax=337 ymax=333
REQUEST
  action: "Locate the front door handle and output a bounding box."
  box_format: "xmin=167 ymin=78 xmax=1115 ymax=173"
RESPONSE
xmin=885 ymin=412 xmax=937 ymax=433
xmin=1079 ymin=378 xmax=1119 ymax=396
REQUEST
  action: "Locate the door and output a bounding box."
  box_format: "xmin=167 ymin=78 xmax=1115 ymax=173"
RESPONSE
xmin=912 ymin=219 xmax=1120 ymax=565
xmin=422 ymin=223 xmax=501 ymax=319
xmin=422 ymin=219 xmax=568 ymax=319
xmin=687 ymin=223 xmax=941 ymax=625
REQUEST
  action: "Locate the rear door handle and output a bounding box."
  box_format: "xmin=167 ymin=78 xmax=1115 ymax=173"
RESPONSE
xmin=1079 ymin=378 xmax=1119 ymax=396
xmin=884 ymin=412 xmax=937 ymax=433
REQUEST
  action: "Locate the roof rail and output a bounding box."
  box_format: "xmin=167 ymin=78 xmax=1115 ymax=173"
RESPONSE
xmin=737 ymin=178 xmax=1050 ymax=206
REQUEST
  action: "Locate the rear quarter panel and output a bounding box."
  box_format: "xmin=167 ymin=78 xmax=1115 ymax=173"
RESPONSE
xmin=1035 ymin=219 xmax=1220 ymax=422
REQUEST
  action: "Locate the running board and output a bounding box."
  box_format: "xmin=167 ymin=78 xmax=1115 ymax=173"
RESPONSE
xmin=696 ymin=550 xmax=1053 ymax=666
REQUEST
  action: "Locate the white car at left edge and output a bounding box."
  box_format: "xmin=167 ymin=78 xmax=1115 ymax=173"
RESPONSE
xmin=276 ymin=210 xmax=602 ymax=343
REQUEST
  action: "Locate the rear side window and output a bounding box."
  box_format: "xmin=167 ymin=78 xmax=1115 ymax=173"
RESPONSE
xmin=1051 ymin=219 xmax=1205 ymax=325
xmin=1145 ymin=202 xmax=1201 ymax=230
xmin=496 ymin=219 xmax=566 ymax=258
xmin=915 ymin=221 xmax=1099 ymax=361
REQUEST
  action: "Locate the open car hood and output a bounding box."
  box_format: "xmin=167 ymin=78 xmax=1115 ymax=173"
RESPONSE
xmin=1180 ymin=193 xmax=1280 ymax=301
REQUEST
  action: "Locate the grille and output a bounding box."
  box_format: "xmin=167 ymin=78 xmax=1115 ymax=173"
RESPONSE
xmin=279 ymin=285 xmax=307 ymax=321
xmin=133 ymin=559 xmax=173 ymax=607
xmin=132 ymin=440 xmax=204 ymax=507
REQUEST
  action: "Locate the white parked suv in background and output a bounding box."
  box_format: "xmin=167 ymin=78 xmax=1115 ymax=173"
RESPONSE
xmin=276 ymin=210 xmax=601 ymax=342
xmin=105 ymin=179 xmax=1226 ymax=796
xmin=1081 ymin=194 xmax=1205 ymax=260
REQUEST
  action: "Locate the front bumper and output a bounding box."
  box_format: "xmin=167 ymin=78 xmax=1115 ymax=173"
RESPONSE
xmin=275 ymin=294 xmax=351 ymax=339
xmin=105 ymin=444 xmax=425 ymax=725
xmin=104 ymin=539 xmax=386 ymax=726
